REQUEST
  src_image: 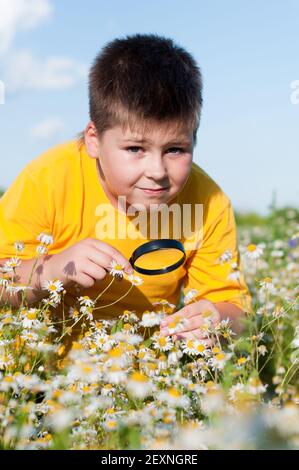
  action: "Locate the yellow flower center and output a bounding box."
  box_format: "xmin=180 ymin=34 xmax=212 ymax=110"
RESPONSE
xmin=238 ymin=357 xmax=247 ymax=365
xmin=113 ymin=264 xmax=123 ymax=271
xmin=27 ymin=312 xmax=37 ymax=320
xmin=168 ymin=387 xmax=181 ymax=398
xmin=215 ymin=353 xmax=225 ymax=361
xmin=107 ymin=420 xmax=117 ymax=429
xmin=147 ymin=363 xmax=158 ymax=371
xmin=158 ymin=337 xmax=167 ymax=346
xmin=108 ymin=347 xmax=123 ymax=358
xmin=130 ymin=371 xmax=148 ymax=383
xmin=247 ymin=244 xmax=257 ymax=252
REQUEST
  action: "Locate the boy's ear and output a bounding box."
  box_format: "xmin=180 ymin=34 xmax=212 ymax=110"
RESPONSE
xmin=84 ymin=122 xmax=100 ymax=159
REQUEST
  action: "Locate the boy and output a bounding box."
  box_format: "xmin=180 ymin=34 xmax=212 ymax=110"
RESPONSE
xmin=0 ymin=34 xmax=252 ymax=339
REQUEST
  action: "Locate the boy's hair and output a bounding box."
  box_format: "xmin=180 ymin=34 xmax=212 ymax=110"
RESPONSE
xmin=77 ymin=33 xmax=203 ymax=146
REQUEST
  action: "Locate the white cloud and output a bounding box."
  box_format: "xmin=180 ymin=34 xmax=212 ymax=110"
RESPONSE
xmin=0 ymin=0 xmax=52 ymax=56
xmin=31 ymin=117 xmax=65 ymax=140
xmin=4 ymin=49 xmax=88 ymax=92
xmin=0 ymin=0 xmax=87 ymax=93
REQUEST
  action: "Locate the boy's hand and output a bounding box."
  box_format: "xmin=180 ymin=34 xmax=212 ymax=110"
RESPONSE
xmin=159 ymin=299 xmax=221 ymax=340
xmin=46 ymin=238 xmax=134 ymax=289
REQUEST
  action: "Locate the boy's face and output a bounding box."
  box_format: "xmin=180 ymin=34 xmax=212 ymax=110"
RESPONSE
xmin=85 ymin=120 xmax=194 ymax=212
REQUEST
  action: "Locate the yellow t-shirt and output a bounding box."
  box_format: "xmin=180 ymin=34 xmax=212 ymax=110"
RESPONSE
xmin=0 ymin=139 xmax=252 ymax=318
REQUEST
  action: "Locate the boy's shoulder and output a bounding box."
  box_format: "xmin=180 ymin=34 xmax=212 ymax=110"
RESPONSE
xmin=181 ymin=161 xmax=231 ymax=209
xmin=25 ymin=139 xmax=81 ymax=176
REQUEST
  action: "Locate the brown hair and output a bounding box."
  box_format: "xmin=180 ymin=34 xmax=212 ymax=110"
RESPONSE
xmin=76 ymin=33 xmax=203 ymax=147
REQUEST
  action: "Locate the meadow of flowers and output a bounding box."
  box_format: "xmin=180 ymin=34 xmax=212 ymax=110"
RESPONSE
xmin=0 ymin=207 xmax=298 ymax=450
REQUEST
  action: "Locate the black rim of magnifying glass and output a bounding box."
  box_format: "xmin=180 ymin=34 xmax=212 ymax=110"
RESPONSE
xmin=129 ymin=239 xmax=186 ymax=275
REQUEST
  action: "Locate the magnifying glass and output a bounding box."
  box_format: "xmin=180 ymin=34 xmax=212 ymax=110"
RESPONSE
xmin=129 ymin=239 xmax=186 ymax=275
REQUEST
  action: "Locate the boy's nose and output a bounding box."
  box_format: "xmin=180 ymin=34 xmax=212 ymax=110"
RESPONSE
xmin=144 ymin=153 xmax=167 ymax=180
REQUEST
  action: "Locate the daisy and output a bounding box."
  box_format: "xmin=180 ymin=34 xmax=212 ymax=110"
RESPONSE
xmin=138 ymin=347 xmax=155 ymax=362
xmin=236 ymin=356 xmax=249 ymax=368
xmin=183 ymin=288 xmax=199 ymax=305
xmin=68 ymin=362 xmax=100 ymax=383
xmin=3 ymin=257 xmax=22 ymax=270
xmin=69 ymin=307 xmax=80 ymax=319
xmin=36 ymin=245 xmax=48 ymax=255
xmin=152 ymin=334 xmax=172 ymax=352
xmin=140 ymin=362 xmax=159 ymax=378
xmin=181 ymin=339 xmax=198 ymax=355
xmin=20 ymin=331 xmax=39 ymax=343
xmin=182 ymin=339 xmax=209 ymax=356
xmin=14 ymin=241 xmax=25 ymax=253
xmin=78 ymin=296 xmax=95 ymax=308
xmin=157 ymin=354 xmax=168 ymax=371
xmin=140 ymin=311 xmax=161 ymax=327
xmin=126 ymin=371 xmax=153 ymax=399
xmin=244 ymin=243 xmax=264 ymax=260
xmin=209 ymin=352 xmax=232 ymax=370
xmin=228 ymin=383 xmax=245 ymax=402
xmin=152 ymin=299 xmax=177 ymax=317
xmin=247 ymin=377 xmax=267 ymax=395
xmin=37 ymin=233 xmax=54 ymax=245
xmin=103 ymin=419 xmax=118 ymax=432
xmin=161 ymin=316 xmax=188 ymax=335
xmin=259 ymin=277 xmax=276 ymax=293
xmin=101 ymin=384 xmax=116 ymax=397
xmin=105 ymin=365 xmax=127 ymax=385
xmin=215 ymin=319 xmax=235 ymax=338
xmin=43 ymin=279 xmax=64 ymax=296
xmin=106 ymin=346 xmax=129 ymax=367
xmin=125 ymin=273 xmax=143 ymax=286
xmin=228 ymin=267 xmax=241 ymax=281
xmin=79 ymin=306 xmax=94 ymax=321
xmin=157 ymin=387 xmax=190 ymax=409
xmin=5 ymin=284 xmax=33 ymax=293
xmin=167 ymin=347 xmax=183 ymax=366
xmin=218 ymin=250 xmax=233 ymax=264
xmin=119 ymin=310 xmax=139 ymax=323
xmin=21 ymin=309 xmax=42 ymax=329
xmin=42 ymin=296 xmax=61 ymax=308
xmin=109 ymin=260 xmax=125 ymax=279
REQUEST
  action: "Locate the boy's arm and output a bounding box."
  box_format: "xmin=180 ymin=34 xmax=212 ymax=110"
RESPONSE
xmin=0 ymin=239 xmax=134 ymax=309
xmin=182 ymin=195 xmax=253 ymax=315
xmin=0 ymin=255 xmax=53 ymax=308
xmin=159 ymin=194 xmax=253 ymax=339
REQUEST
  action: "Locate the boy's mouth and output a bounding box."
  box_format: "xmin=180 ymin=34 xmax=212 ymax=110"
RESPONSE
xmin=137 ymin=186 xmax=170 ymax=194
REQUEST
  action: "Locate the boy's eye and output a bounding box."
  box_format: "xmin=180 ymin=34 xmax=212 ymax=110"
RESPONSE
xmin=167 ymin=147 xmax=184 ymax=154
xmin=126 ymin=146 xmax=184 ymax=154
xmin=126 ymin=146 xmax=142 ymax=153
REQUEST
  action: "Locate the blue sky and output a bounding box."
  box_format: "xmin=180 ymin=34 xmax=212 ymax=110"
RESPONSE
xmin=0 ymin=0 xmax=298 ymax=214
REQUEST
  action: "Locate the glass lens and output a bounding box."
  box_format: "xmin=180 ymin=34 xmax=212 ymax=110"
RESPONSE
xmin=134 ymin=247 xmax=183 ymax=270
